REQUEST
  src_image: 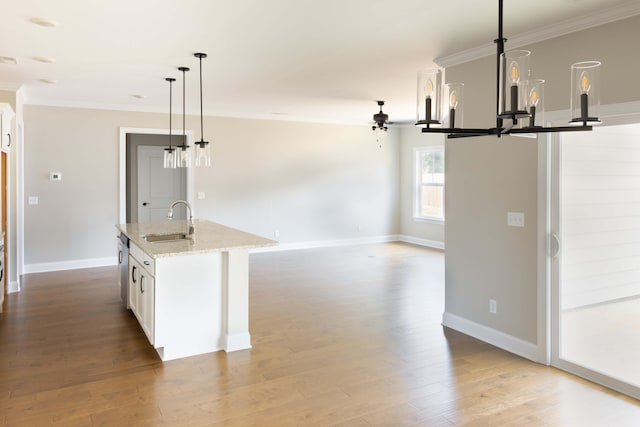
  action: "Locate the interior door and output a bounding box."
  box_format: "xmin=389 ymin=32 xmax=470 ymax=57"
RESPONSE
xmin=552 ymin=123 xmax=640 ymax=399
xmin=137 ymin=145 xmax=187 ymax=222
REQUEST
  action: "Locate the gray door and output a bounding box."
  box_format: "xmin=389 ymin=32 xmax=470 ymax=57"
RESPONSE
xmin=137 ymin=145 xmax=187 ymax=222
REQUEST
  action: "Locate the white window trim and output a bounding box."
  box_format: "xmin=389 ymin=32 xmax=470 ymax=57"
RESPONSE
xmin=413 ymin=145 xmax=445 ymax=223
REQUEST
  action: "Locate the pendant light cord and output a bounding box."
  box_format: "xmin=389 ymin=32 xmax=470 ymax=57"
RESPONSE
xmin=166 ymin=77 xmax=175 ymax=149
xmin=194 ymin=52 xmax=208 ymax=144
xmin=178 ymin=67 xmax=189 ymax=147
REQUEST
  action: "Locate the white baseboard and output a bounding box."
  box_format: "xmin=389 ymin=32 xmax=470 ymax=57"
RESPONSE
xmin=20 ymin=235 xmax=441 ymax=273
xmin=224 ymin=332 xmax=252 ymax=352
xmin=24 ymin=256 xmax=117 ymax=274
xmin=250 ymin=235 xmax=400 ymax=253
xmin=442 ymin=311 xmax=541 ymax=363
xmin=397 ymin=235 xmax=445 ymax=250
xmin=8 ymin=280 xmax=20 ymax=293
xmin=251 ymin=234 xmax=445 ymax=253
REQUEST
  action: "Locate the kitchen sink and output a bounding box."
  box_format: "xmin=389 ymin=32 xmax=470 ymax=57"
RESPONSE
xmin=143 ymin=233 xmax=190 ymax=243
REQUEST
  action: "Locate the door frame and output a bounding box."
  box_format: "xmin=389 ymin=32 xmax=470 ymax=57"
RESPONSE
xmin=118 ymin=127 xmax=193 ymax=225
xmin=541 ymin=101 xmax=640 ymax=399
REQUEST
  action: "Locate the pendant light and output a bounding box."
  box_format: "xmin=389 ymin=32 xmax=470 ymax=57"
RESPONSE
xmin=194 ymin=52 xmax=211 ymax=167
xmin=418 ymin=0 xmax=601 ymax=139
xmin=163 ymin=77 xmax=177 ymax=168
xmin=176 ymin=66 xmax=192 ymax=167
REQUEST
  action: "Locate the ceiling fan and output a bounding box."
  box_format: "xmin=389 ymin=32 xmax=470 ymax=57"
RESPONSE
xmin=372 ymin=100 xmax=390 ymax=132
xmin=372 ymin=100 xmax=392 ymax=147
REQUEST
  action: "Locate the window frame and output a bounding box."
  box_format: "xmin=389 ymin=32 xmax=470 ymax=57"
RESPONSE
xmin=413 ymin=145 xmax=445 ymax=223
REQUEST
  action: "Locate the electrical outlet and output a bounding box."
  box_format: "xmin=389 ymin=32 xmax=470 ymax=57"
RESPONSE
xmin=273 ymin=229 xmax=280 ymax=239
xmin=507 ymin=211 xmax=525 ymax=227
xmin=489 ymin=299 xmax=497 ymax=314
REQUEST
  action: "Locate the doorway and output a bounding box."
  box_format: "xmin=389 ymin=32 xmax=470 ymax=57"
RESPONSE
xmin=552 ymin=121 xmax=640 ymax=399
xmin=118 ymin=128 xmax=193 ymax=225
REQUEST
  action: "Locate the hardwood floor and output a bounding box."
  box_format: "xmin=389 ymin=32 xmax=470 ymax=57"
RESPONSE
xmin=1 ymin=242 xmax=638 ymax=426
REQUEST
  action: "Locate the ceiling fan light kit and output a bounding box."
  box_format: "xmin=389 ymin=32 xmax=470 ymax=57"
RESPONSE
xmin=417 ymin=0 xmax=601 ymax=139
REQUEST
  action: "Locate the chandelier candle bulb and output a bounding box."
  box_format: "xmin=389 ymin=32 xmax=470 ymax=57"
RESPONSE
xmin=499 ymin=50 xmax=530 ymax=119
xmin=444 ymin=83 xmax=463 ymax=128
xmin=525 ymin=79 xmax=544 ymax=128
xmin=570 ymin=61 xmax=601 ymax=125
xmin=416 ymin=69 xmax=442 ymax=126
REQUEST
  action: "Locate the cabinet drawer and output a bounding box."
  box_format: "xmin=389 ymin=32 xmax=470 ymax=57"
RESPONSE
xmin=130 ymin=242 xmax=155 ymax=275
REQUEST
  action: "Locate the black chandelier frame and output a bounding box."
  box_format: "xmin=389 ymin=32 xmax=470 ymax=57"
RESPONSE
xmin=421 ymin=0 xmax=594 ymax=139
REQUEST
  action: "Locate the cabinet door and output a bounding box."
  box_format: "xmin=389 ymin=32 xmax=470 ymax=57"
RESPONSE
xmin=139 ymin=272 xmax=155 ymax=344
xmin=128 ymin=256 xmax=140 ymax=317
xmin=0 ymin=106 xmax=14 ymax=153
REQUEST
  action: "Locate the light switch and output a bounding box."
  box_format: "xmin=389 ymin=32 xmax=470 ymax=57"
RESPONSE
xmin=507 ymin=211 xmax=525 ymax=227
xmin=197 ymin=192 xmax=205 ymax=200
xmin=28 ymin=196 xmax=39 ymax=205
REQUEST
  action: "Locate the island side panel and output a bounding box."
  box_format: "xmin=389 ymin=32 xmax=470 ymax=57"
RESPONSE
xmin=223 ymin=249 xmax=251 ymax=352
xmin=154 ymin=252 xmax=224 ymax=361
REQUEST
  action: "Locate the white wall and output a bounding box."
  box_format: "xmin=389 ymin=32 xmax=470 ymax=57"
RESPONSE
xmin=443 ymin=15 xmax=640 ymax=358
xmin=23 ymin=105 xmax=400 ymax=270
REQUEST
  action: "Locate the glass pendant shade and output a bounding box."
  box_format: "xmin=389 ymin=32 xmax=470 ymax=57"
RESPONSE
xmin=525 ymin=79 xmax=544 ymax=127
xmin=416 ymin=69 xmax=442 ymax=126
xmin=570 ymin=61 xmax=601 ymax=125
xmin=499 ymin=50 xmax=531 ymax=117
xmin=164 ymin=147 xmax=177 ymax=169
xmin=195 ymin=142 xmax=211 ymax=167
xmin=177 ymin=144 xmax=192 ymax=168
xmin=443 ymin=83 xmax=464 ymax=128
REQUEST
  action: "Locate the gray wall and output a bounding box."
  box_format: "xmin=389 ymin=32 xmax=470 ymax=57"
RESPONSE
xmin=23 ymin=105 xmax=401 ymax=268
xmin=444 ymin=14 xmax=640 ymax=346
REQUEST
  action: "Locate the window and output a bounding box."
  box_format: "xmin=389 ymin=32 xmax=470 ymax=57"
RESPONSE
xmin=414 ymin=146 xmax=444 ymax=221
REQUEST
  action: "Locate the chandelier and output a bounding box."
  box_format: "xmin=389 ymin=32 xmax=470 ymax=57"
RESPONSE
xmin=417 ymin=0 xmax=601 ymax=139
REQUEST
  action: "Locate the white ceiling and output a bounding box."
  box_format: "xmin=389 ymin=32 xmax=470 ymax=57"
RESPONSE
xmin=1 ymin=0 xmax=639 ymax=126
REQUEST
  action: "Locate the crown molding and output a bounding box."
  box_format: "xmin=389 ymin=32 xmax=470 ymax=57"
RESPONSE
xmin=435 ymin=0 xmax=640 ymax=68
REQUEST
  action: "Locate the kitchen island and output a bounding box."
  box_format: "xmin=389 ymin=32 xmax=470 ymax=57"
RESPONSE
xmin=116 ymin=219 xmax=276 ymax=361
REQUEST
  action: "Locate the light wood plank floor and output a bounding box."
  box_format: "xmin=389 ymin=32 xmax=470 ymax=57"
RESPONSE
xmin=1 ymin=242 xmax=639 ymax=426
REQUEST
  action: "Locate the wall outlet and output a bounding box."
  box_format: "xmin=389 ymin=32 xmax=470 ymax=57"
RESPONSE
xmin=197 ymin=191 xmax=205 ymax=200
xmin=507 ymin=211 xmax=525 ymax=227
xmin=489 ymin=299 xmax=497 ymax=314
xmin=273 ymin=229 xmax=280 ymax=239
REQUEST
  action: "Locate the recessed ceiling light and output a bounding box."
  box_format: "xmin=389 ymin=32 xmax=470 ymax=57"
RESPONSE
xmin=40 ymin=78 xmax=58 ymax=84
xmin=0 ymin=56 xmax=17 ymax=65
xmin=30 ymin=17 xmax=59 ymax=28
xmin=33 ymin=56 xmax=56 ymax=63
xmin=131 ymin=94 xmax=147 ymax=99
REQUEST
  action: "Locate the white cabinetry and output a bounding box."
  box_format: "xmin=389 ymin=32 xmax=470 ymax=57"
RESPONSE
xmin=129 ymin=242 xmax=155 ymax=344
xmin=0 ymin=103 xmax=14 ymax=153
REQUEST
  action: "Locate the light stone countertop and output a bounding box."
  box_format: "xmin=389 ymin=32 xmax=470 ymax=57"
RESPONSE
xmin=116 ymin=219 xmax=277 ymax=258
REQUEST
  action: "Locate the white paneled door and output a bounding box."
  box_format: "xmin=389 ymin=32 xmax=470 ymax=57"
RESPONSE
xmin=137 ymin=145 xmax=187 ymax=223
xmin=552 ymin=123 xmax=640 ymax=399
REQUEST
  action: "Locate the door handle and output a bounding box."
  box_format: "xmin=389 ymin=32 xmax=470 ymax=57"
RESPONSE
xmin=551 ymin=233 xmax=560 ymax=259
xmin=142 ymin=202 xmax=149 ymax=206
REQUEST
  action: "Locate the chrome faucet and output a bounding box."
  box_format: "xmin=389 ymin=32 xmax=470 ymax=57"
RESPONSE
xmin=167 ymin=200 xmax=195 ymax=236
